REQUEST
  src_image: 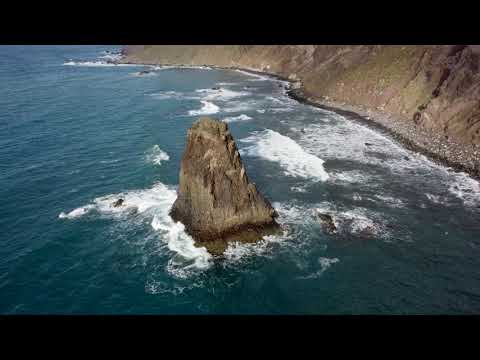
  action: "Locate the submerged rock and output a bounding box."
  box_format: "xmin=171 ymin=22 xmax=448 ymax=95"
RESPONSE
xmin=138 ymin=70 xmax=153 ymax=75
xmin=112 ymin=198 xmax=124 ymax=208
xmin=170 ymin=117 xmax=281 ymax=255
xmin=315 ymin=212 xmax=337 ymax=234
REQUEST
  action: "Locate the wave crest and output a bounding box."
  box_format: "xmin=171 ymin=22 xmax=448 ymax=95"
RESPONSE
xmin=239 ymin=129 xmax=329 ymax=181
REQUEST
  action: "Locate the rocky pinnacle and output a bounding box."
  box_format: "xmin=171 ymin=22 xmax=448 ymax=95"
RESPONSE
xmin=170 ymin=117 xmax=280 ymax=255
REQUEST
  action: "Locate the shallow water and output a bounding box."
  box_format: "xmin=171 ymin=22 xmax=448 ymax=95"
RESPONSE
xmin=1 ymin=45 xmax=480 ymax=314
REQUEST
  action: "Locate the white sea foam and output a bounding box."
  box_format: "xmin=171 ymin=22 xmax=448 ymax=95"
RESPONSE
xmin=63 ymin=60 xmax=141 ymax=67
xmin=149 ymin=91 xmax=186 ymax=100
xmin=341 ymin=211 xmax=379 ymax=235
xmin=146 ymin=145 xmax=170 ymax=166
xmin=272 ymin=201 xmax=310 ymax=225
xmin=151 ymin=210 xmax=211 ymax=278
xmin=234 ymin=69 xmax=270 ymax=81
xmin=374 ymin=195 xmax=404 ymax=208
xmin=298 ymin=257 xmax=340 ymax=279
xmin=291 ymin=185 xmax=308 ymax=193
xmin=223 ymin=100 xmax=259 ymax=113
xmin=270 ymin=108 xmax=294 ymax=113
xmin=291 ymin=105 xmax=480 ymax=211
xmin=353 ymin=193 xmax=362 ymax=201
xmin=256 ymin=109 xmax=266 ymax=114
xmin=311 ymin=204 xmax=389 ymax=238
xmin=222 ymin=114 xmax=252 ymax=123
xmin=448 ymin=172 xmax=480 ymax=207
xmin=239 ymin=129 xmax=329 ymax=181
xmin=329 ymin=170 xmax=372 ymax=184
xmin=59 ymin=182 xmax=212 ymax=277
xmin=223 ymin=234 xmax=286 ymax=264
xmin=425 ymin=193 xmax=445 ymax=204
xmin=222 ymin=201 xmax=313 ymax=264
xmin=188 ymin=101 xmax=220 ymax=116
xmin=195 ymin=88 xmax=250 ymax=101
xmin=58 ymin=205 xmax=94 ymax=219
xmin=298 ymin=119 xmax=402 ymax=165
xmin=99 ymin=159 xmax=120 ymax=164
xmin=99 ymin=53 xmax=123 ymax=62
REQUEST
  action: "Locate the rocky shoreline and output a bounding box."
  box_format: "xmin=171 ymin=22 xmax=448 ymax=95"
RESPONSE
xmin=287 ymin=87 xmax=480 ymax=181
xmin=118 ymin=58 xmax=480 ymax=181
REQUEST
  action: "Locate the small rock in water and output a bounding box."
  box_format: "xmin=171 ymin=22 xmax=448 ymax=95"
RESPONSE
xmin=112 ymin=198 xmax=124 ymax=208
xmin=365 ymin=142 xmax=374 ymax=146
xmin=315 ymin=212 xmax=337 ymax=234
xmin=211 ymin=87 xmax=220 ymax=90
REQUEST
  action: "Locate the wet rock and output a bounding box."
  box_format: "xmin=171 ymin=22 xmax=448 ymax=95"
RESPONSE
xmin=315 ymin=212 xmax=337 ymax=234
xmin=365 ymin=142 xmax=374 ymax=146
xmin=112 ymin=198 xmax=124 ymax=208
xmin=211 ymin=87 xmax=220 ymax=90
xmin=170 ymin=117 xmax=281 ymax=255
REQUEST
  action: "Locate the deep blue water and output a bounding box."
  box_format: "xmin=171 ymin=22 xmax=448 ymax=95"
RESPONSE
xmin=1 ymin=45 xmax=480 ymax=314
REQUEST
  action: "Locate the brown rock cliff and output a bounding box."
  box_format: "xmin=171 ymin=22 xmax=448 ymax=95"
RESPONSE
xmin=169 ymin=117 xmax=280 ymax=255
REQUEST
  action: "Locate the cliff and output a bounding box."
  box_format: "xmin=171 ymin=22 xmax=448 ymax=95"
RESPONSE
xmin=170 ymin=117 xmax=280 ymax=255
xmin=122 ymin=45 xmax=480 ymax=176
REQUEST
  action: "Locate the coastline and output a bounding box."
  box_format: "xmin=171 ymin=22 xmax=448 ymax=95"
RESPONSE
xmin=118 ymin=58 xmax=480 ymax=181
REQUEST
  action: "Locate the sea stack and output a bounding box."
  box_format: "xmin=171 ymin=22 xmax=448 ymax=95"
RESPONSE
xmin=170 ymin=117 xmax=280 ymax=255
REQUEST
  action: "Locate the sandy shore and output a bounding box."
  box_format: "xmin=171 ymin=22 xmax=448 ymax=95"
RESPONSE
xmin=118 ymin=59 xmax=480 ymax=180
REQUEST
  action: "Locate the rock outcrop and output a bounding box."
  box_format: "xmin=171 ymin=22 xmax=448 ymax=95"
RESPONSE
xmin=170 ymin=117 xmax=280 ymax=255
xmin=315 ymin=213 xmax=337 ymax=234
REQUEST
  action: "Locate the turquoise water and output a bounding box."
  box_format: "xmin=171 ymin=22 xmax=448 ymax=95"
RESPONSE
xmin=1 ymin=45 xmax=480 ymax=314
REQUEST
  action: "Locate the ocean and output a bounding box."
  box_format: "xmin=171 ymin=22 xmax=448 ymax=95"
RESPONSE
xmin=1 ymin=45 xmax=480 ymax=314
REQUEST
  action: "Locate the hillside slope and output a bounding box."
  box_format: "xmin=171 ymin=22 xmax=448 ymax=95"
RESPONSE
xmin=122 ymin=45 xmax=480 ymax=175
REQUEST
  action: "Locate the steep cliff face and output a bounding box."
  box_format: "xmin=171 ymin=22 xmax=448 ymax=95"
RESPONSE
xmin=170 ymin=117 xmax=280 ymax=255
xmin=123 ymin=45 xmax=480 ymax=147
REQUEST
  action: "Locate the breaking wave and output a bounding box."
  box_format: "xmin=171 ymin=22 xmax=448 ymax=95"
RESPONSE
xmin=448 ymin=172 xmax=480 ymax=207
xmin=234 ymin=69 xmax=271 ymax=81
xmin=145 ymin=145 xmax=170 ymax=166
xmin=58 ymin=205 xmax=94 ymax=219
xmin=188 ymin=101 xmax=220 ymax=116
xmin=59 ymin=182 xmax=212 ymax=277
xmin=195 ymin=88 xmax=250 ymax=101
xmin=63 ymin=60 xmax=141 ymax=67
xmin=239 ymin=129 xmax=329 ymax=181
xmin=223 ymin=114 xmax=252 ymax=123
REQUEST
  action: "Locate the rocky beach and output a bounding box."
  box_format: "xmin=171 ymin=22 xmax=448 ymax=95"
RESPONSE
xmin=288 ymin=87 xmax=480 ymax=180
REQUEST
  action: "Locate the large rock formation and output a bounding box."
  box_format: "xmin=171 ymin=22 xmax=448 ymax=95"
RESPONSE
xmin=170 ymin=117 xmax=280 ymax=255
